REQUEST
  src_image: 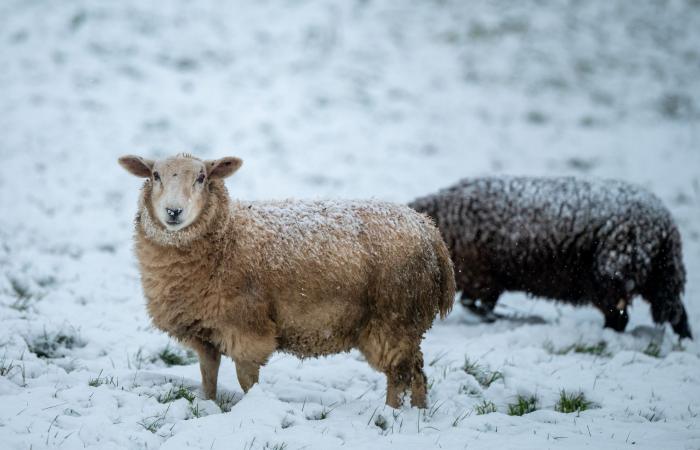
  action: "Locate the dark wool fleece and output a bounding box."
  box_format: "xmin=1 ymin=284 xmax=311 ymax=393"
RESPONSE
xmin=409 ymin=176 xmax=692 ymax=339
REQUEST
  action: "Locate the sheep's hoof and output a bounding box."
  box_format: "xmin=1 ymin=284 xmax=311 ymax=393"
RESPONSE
xmin=461 ymin=299 xmax=497 ymax=322
xmin=672 ymin=310 xmax=693 ymax=340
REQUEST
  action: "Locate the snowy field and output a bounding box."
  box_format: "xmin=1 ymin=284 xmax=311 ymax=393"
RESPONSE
xmin=1 ymin=1 xmax=700 ymax=448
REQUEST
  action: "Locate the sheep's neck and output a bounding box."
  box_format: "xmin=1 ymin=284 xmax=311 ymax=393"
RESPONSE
xmin=134 ymin=182 xmax=234 ymax=341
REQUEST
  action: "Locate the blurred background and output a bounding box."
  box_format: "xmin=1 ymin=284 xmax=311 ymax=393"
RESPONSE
xmin=1 ymin=1 xmax=699 ymax=448
xmin=2 ymin=0 xmax=699 ymax=276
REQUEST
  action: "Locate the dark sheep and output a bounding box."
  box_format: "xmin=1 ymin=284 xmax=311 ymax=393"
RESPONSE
xmin=409 ymin=176 xmax=692 ymax=339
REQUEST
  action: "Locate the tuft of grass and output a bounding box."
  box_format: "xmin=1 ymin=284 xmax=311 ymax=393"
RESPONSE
xmin=474 ymin=400 xmax=497 ymax=415
xmin=281 ymin=415 xmax=295 ymax=429
xmin=507 ymin=395 xmax=538 ymax=416
xmin=262 ymin=443 xmax=288 ymax=450
xmin=462 ymin=357 xmax=504 ymax=387
xmin=451 ymin=410 xmax=471 ymax=427
xmin=459 ymin=383 xmax=481 ymax=396
xmin=138 ymin=416 xmax=165 ymax=433
xmin=572 ymin=341 xmax=610 ymax=356
xmin=643 ymin=342 xmax=661 ymax=358
xmin=189 ymin=402 xmax=202 ymax=419
xmin=27 ymin=329 xmax=84 ymax=359
xmin=374 ymin=414 xmax=388 ymax=431
xmin=306 ymin=402 xmax=336 ymax=420
xmin=545 ymin=340 xmax=610 ymax=357
xmin=425 ymin=399 xmax=447 ymax=420
xmin=481 ymin=370 xmax=504 ymax=387
xmin=216 ymin=392 xmax=238 ymax=412
xmin=138 ymin=405 xmax=171 ymax=433
xmin=555 ymin=390 xmax=595 ymax=414
xmin=128 ymin=347 xmax=151 ymax=370
xmin=640 ymin=406 xmax=664 ymax=422
xmin=428 ymin=350 xmax=448 ymax=367
xmin=158 ymin=385 xmax=195 ymax=404
xmin=157 ymin=345 xmax=196 ymax=366
xmin=88 ymin=370 xmax=118 ymax=388
xmin=0 ymin=355 xmax=17 ymax=377
xmin=8 ymin=278 xmax=34 ymax=311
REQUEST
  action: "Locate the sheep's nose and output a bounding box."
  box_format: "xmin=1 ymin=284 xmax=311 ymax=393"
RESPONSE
xmin=166 ymin=208 xmax=183 ymax=219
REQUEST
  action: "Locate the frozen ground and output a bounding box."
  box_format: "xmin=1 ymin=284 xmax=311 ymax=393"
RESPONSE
xmin=1 ymin=1 xmax=700 ymax=448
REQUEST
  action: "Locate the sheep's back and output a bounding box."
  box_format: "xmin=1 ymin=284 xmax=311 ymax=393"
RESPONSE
xmin=231 ymin=199 xmax=437 ymax=289
xmin=414 ymin=177 xmax=675 ymax=291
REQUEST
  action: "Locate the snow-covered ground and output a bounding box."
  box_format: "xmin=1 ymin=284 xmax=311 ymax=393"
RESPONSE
xmin=1 ymin=1 xmax=700 ymax=448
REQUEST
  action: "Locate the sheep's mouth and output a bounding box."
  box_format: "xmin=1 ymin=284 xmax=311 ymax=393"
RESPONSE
xmin=165 ymin=219 xmax=182 ymax=227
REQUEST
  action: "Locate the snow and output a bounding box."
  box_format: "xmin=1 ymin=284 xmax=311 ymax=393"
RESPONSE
xmin=1 ymin=1 xmax=699 ymax=449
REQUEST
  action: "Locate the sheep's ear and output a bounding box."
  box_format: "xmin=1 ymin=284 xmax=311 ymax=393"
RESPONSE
xmin=118 ymin=155 xmax=155 ymax=178
xmin=206 ymin=157 xmax=242 ymax=179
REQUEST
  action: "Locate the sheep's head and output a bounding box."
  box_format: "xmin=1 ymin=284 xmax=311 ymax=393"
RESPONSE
xmin=118 ymin=154 xmax=242 ymax=231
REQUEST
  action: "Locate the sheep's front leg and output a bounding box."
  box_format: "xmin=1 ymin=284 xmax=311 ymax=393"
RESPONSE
xmin=234 ymin=359 xmax=260 ymax=393
xmin=187 ymin=339 xmax=221 ymax=400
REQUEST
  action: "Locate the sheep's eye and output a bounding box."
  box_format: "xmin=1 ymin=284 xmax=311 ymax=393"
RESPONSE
xmin=153 ymin=171 xmax=161 ymax=181
xmin=196 ymin=173 xmax=206 ymax=184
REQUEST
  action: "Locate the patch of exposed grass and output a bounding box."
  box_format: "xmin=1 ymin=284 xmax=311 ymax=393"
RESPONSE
xmin=474 ymin=400 xmax=497 ymax=415
xmin=459 ymin=383 xmax=481 ymax=396
xmin=462 ymin=357 xmax=504 ymax=387
xmin=157 ymin=345 xmax=197 ymax=367
xmin=428 ymin=350 xmax=448 ymax=367
xmin=216 ymin=392 xmax=238 ymax=413
xmin=138 ymin=404 xmax=171 ymax=433
xmin=0 ymin=355 xmax=18 ymax=377
xmin=262 ymin=443 xmax=288 ymax=450
xmin=27 ymin=329 xmax=84 ymax=359
xmin=555 ymin=390 xmax=595 ymax=414
xmin=481 ymin=370 xmax=504 ymax=387
xmin=374 ymin=413 xmax=389 ymax=431
xmin=424 ymin=399 xmax=446 ymax=420
xmin=572 ymin=341 xmax=610 ymax=356
xmin=451 ymin=410 xmax=471 ymax=427
xmin=507 ymin=395 xmax=538 ymax=416
xmin=281 ymin=415 xmax=295 ymax=429
xmin=643 ymin=342 xmax=661 ymax=358
xmin=306 ymin=402 xmax=336 ymax=420
xmin=127 ymin=347 xmax=151 ymax=370
xmin=8 ymin=278 xmax=34 ymax=311
xmin=189 ymin=402 xmax=203 ymax=419
xmin=88 ymin=370 xmax=118 ymax=388
xmin=545 ymin=340 xmax=610 ymax=357
xmin=158 ymin=385 xmax=195 ymax=404
xmin=9 ymin=278 xmax=32 ymax=299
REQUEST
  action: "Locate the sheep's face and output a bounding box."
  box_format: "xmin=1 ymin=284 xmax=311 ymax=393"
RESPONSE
xmin=118 ymin=154 xmax=242 ymax=231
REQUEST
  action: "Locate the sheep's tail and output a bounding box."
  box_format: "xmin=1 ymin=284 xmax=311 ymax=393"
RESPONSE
xmin=433 ymin=231 xmax=456 ymax=319
xmin=644 ymin=224 xmax=692 ymax=339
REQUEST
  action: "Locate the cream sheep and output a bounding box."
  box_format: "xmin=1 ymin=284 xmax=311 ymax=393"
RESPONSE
xmin=118 ymin=153 xmax=455 ymax=408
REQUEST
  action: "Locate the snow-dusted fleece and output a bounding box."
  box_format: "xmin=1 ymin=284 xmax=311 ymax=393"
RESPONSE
xmin=410 ymin=176 xmax=692 ymax=338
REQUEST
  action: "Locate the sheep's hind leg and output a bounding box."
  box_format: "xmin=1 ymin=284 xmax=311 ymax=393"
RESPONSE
xmin=234 ymin=359 xmax=261 ymax=393
xmin=409 ymin=348 xmax=428 ymax=408
xmin=671 ymin=306 xmax=692 ymax=340
xmin=187 ymin=339 xmax=221 ymax=400
xmin=648 ymin=296 xmax=693 ymax=340
xmin=358 ymin=325 xmax=425 ymax=408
